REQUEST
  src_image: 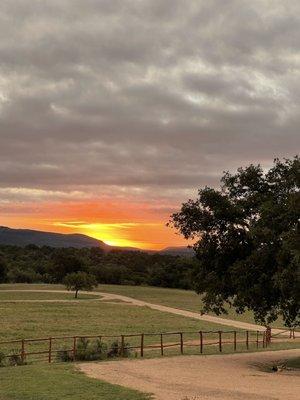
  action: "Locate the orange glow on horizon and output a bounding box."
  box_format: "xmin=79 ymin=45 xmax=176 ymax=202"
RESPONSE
xmin=0 ymin=199 xmax=188 ymax=250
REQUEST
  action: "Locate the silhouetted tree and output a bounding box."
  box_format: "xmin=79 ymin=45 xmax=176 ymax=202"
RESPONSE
xmin=170 ymin=157 xmax=300 ymax=327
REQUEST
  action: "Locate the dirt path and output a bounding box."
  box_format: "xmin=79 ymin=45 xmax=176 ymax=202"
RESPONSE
xmin=0 ymin=289 xmax=297 ymax=336
xmin=79 ymin=349 xmax=300 ymax=400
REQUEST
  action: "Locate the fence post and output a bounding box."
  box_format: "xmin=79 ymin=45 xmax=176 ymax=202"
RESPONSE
xmin=218 ymin=331 xmax=222 ymax=352
xmin=21 ymin=339 xmax=25 ymax=364
xmin=199 ymin=331 xmax=203 ymax=354
xmin=246 ymin=331 xmax=249 ymax=350
xmin=121 ymin=335 xmax=125 ymax=357
xmin=262 ymin=332 xmax=265 ymax=348
xmin=234 ymin=331 xmax=237 ymax=351
xmin=140 ymin=334 xmax=144 ymax=357
xmin=256 ymin=331 xmax=259 ymax=348
xmin=160 ymin=334 xmax=164 ymax=356
xmin=180 ymin=332 xmax=183 ymax=355
xmin=48 ymin=337 xmax=52 ymax=363
xmin=73 ymin=336 xmax=77 ymax=361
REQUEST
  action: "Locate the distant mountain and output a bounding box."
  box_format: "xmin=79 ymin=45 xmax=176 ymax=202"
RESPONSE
xmin=159 ymin=246 xmax=194 ymax=257
xmin=0 ymin=226 xmax=110 ymax=249
xmin=0 ymin=226 xmax=193 ymax=256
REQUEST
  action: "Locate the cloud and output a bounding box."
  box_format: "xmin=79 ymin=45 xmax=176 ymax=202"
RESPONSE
xmin=0 ymin=0 xmax=299 ymax=212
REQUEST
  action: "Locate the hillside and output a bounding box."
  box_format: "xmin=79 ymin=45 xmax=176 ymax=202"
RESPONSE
xmin=0 ymin=226 xmax=192 ymax=255
xmin=0 ymin=226 xmax=109 ymax=249
xmin=160 ymin=246 xmax=194 ymax=256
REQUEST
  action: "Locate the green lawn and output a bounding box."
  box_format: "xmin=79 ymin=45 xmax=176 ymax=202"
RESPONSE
xmin=0 ymin=285 xmax=238 ymax=359
xmin=285 ymin=356 xmax=300 ymax=369
xmin=0 ymin=294 xmax=232 ymax=342
xmin=0 ymin=283 xmax=286 ymax=327
xmin=0 ymin=284 xmax=298 ymax=400
xmin=0 ymin=291 xmax=98 ymax=301
xmin=96 ymin=284 xmax=284 ymax=327
xmin=0 ymin=364 xmax=151 ymax=400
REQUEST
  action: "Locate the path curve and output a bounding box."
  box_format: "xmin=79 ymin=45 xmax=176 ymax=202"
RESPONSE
xmin=0 ymin=289 xmax=297 ymax=336
xmin=79 ymin=349 xmax=300 ymax=400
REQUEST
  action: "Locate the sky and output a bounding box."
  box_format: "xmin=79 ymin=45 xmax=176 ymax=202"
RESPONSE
xmin=0 ymin=1 xmax=299 ymax=249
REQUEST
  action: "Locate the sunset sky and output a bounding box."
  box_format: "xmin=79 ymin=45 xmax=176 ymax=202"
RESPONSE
xmin=1 ymin=1 xmax=299 ymax=249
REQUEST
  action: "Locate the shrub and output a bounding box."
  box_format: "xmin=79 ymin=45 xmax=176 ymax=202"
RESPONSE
xmin=107 ymin=340 xmax=131 ymax=358
xmin=57 ymin=338 xmax=132 ymax=363
xmin=0 ymin=351 xmax=6 ymax=367
xmin=56 ymin=347 xmax=74 ymax=363
xmin=8 ymin=350 xmax=26 ymax=366
xmin=92 ymin=338 xmax=108 ymax=360
xmin=57 ymin=338 xmax=108 ymax=362
xmin=76 ymin=338 xmax=108 ymax=361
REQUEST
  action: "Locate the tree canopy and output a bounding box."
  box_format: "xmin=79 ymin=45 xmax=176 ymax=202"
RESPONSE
xmin=0 ymin=245 xmax=195 ymax=289
xmin=63 ymin=272 xmax=97 ymax=298
xmin=170 ymin=157 xmax=300 ymax=327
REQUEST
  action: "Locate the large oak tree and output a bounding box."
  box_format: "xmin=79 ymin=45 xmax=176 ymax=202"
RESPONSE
xmin=170 ymin=157 xmax=299 ymax=327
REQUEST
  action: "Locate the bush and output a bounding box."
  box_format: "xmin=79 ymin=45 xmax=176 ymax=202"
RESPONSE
xmin=57 ymin=338 xmax=108 ymax=362
xmin=0 ymin=352 xmax=6 ymax=367
xmin=75 ymin=338 xmax=107 ymax=361
xmin=107 ymin=340 xmax=131 ymax=358
xmin=8 ymin=350 xmax=26 ymax=366
xmin=56 ymin=347 xmax=74 ymax=363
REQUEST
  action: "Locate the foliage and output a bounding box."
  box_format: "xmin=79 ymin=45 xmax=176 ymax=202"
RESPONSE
xmin=75 ymin=337 xmax=107 ymax=361
xmin=107 ymin=340 xmax=131 ymax=358
xmin=0 ymin=245 xmax=196 ymax=290
xmin=56 ymin=347 xmax=74 ymax=363
xmin=8 ymin=349 xmax=26 ymax=366
xmin=57 ymin=338 xmax=129 ymax=363
xmin=170 ymin=157 xmax=300 ymax=327
xmin=63 ymin=272 xmax=97 ymax=298
xmin=0 ymin=257 xmax=7 ymax=283
xmin=0 ymin=351 xmax=5 ymax=367
xmin=50 ymin=250 xmax=87 ymax=282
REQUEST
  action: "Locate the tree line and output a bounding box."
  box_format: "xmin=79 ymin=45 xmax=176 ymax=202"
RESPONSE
xmin=0 ymin=245 xmax=196 ymax=289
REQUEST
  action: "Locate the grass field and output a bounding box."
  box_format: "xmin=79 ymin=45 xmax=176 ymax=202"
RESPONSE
xmin=1 ymin=285 xmax=241 ymax=362
xmin=0 ymin=283 xmax=286 ymax=327
xmin=0 ymin=364 xmax=151 ymax=400
xmin=0 ymin=285 xmax=297 ymax=356
xmin=96 ymin=284 xmax=285 ymax=327
xmin=0 ymin=291 xmax=98 ymax=301
xmin=0 ymin=295 xmax=233 ymax=342
xmin=0 ymin=284 xmax=298 ymax=400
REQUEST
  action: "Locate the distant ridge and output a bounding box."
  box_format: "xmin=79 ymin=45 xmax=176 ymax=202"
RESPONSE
xmin=0 ymin=226 xmax=109 ymax=249
xmin=159 ymin=246 xmax=194 ymax=256
xmin=0 ymin=226 xmax=193 ymax=256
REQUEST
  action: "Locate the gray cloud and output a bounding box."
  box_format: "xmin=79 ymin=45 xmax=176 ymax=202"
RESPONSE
xmin=0 ymin=0 xmax=299 ymax=207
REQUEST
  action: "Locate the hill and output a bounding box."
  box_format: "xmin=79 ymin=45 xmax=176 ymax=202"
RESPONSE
xmin=0 ymin=226 xmax=192 ymax=256
xmin=0 ymin=226 xmax=109 ymax=249
xmin=159 ymin=246 xmax=194 ymax=256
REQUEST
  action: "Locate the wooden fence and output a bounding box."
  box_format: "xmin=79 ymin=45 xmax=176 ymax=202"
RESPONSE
xmin=0 ymin=328 xmax=278 ymax=365
xmin=271 ymin=327 xmax=299 ymax=342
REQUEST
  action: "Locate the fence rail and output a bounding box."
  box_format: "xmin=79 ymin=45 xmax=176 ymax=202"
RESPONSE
xmin=0 ymin=328 xmax=283 ymax=366
xmin=271 ymin=327 xmax=299 ymax=340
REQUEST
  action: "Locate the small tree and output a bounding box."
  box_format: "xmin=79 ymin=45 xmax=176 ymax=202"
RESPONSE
xmin=63 ymin=272 xmax=97 ymax=298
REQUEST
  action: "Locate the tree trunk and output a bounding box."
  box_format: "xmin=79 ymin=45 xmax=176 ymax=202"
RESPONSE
xmin=75 ymin=289 xmax=78 ymax=299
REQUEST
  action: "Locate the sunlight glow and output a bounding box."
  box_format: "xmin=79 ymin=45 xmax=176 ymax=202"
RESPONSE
xmin=53 ymin=221 xmax=164 ymax=249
